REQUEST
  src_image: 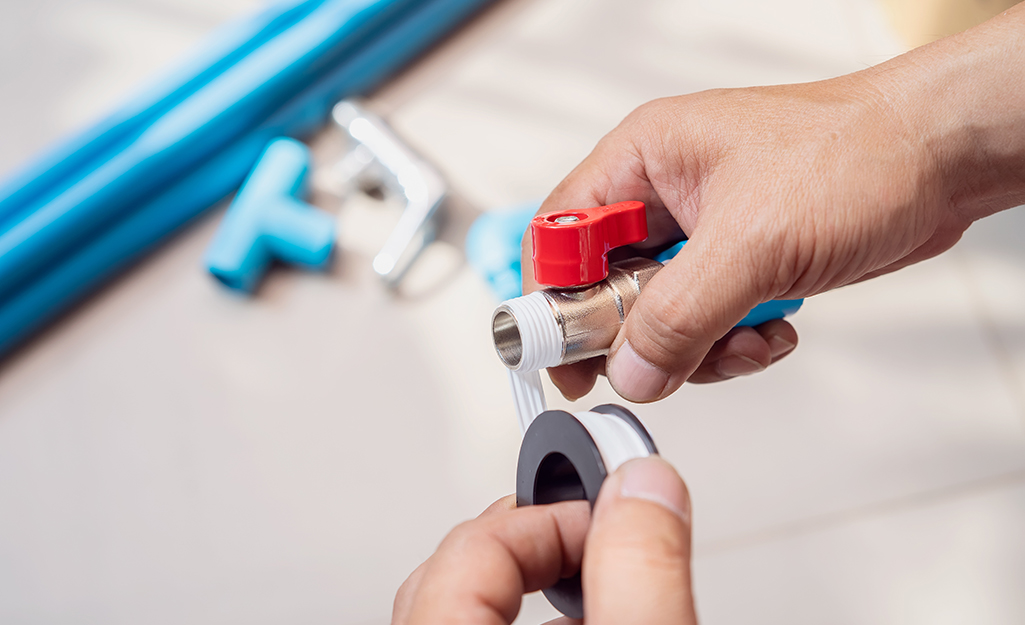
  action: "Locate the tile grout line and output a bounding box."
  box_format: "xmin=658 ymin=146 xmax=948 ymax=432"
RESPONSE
xmin=694 ymin=467 xmax=1025 ymax=557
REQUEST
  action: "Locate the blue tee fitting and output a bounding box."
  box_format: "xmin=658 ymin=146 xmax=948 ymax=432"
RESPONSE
xmin=204 ymin=138 xmax=334 ymax=292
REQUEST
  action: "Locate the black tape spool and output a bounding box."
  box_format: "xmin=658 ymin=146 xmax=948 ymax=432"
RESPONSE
xmin=515 ymin=404 xmax=657 ymax=619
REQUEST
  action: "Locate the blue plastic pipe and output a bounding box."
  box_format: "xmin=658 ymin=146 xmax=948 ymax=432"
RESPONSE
xmin=0 ymin=0 xmax=330 ymax=232
xmin=0 ymin=0 xmax=424 ymax=303
xmin=0 ymin=0 xmax=494 ymax=353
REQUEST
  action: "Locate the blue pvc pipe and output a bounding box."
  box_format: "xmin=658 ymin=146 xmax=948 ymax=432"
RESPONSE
xmin=0 ymin=0 xmax=424 ymax=303
xmin=0 ymin=0 xmax=330 ymax=232
xmin=0 ymin=0 xmax=494 ymax=353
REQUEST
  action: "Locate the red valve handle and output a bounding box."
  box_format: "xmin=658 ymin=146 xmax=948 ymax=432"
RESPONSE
xmin=531 ymin=201 xmax=648 ymax=287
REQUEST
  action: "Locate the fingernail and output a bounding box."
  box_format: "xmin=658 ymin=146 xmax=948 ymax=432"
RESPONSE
xmin=715 ymin=354 xmax=765 ymax=378
xmin=767 ymin=335 xmax=796 ymax=359
xmin=607 ymin=341 xmax=669 ymax=402
xmin=618 ymin=457 xmax=690 ymax=524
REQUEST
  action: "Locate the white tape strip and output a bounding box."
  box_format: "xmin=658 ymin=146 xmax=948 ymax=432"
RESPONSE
xmin=499 ymin=291 xmax=563 ymax=433
xmin=574 ymin=411 xmax=651 ymax=472
xmin=510 ymin=369 xmax=546 ymax=434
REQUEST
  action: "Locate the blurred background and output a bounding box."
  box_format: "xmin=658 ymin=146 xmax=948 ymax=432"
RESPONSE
xmin=0 ymin=0 xmax=1023 ymax=623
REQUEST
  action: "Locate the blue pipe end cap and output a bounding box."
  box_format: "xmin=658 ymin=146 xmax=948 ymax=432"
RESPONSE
xmin=737 ymin=298 xmax=803 ymax=327
xmin=204 ymin=137 xmax=335 ymax=292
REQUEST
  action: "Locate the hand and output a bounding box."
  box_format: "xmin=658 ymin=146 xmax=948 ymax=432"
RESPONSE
xmin=393 ymin=457 xmax=696 ymax=624
xmin=524 ymin=6 xmax=1025 ymax=403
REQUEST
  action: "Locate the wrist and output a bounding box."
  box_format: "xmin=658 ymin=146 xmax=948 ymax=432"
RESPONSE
xmin=864 ymin=5 xmax=1025 ymax=221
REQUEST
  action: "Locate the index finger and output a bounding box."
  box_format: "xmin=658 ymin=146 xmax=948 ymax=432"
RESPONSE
xmin=399 ymin=500 xmax=590 ymax=625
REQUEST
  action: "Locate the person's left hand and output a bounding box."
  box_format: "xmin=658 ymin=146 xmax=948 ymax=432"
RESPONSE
xmin=393 ymin=456 xmax=697 ymax=624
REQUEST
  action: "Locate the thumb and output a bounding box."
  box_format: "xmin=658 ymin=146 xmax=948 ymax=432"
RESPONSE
xmin=607 ymin=228 xmax=770 ymax=401
xmin=583 ymin=456 xmax=697 ymax=624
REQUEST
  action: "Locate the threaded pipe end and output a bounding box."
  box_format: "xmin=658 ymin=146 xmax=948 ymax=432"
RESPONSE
xmin=492 ymin=291 xmax=563 ymax=371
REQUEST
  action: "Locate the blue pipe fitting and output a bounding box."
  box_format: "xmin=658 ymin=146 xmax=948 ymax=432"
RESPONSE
xmin=204 ymin=138 xmax=334 ymax=292
xmin=465 ymin=202 xmax=540 ymax=301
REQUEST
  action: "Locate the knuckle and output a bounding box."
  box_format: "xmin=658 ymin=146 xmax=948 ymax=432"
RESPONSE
xmin=625 ymin=98 xmax=667 ymax=126
xmin=439 ymin=520 xmax=484 ymax=553
xmin=394 ymin=571 xmax=418 ymax=602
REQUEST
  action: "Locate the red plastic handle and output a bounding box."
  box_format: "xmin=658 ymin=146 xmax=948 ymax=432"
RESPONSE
xmin=531 ymin=201 xmax=648 ymax=287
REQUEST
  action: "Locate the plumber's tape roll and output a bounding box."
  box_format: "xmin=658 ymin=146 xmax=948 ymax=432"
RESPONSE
xmin=497 ymin=293 xmax=660 ymax=619
xmin=516 ymin=404 xmax=657 ymax=618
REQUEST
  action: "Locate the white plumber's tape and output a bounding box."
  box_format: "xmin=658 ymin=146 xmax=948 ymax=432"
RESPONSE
xmin=493 ymin=290 xmax=562 ymax=432
xmin=516 ymin=404 xmax=657 ymax=619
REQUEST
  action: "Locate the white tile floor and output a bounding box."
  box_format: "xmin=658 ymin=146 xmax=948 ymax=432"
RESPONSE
xmin=0 ymin=1 xmax=1022 ymax=624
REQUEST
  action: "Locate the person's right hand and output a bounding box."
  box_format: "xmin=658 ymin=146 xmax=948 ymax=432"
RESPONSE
xmin=524 ymin=6 xmax=1025 ymax=403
